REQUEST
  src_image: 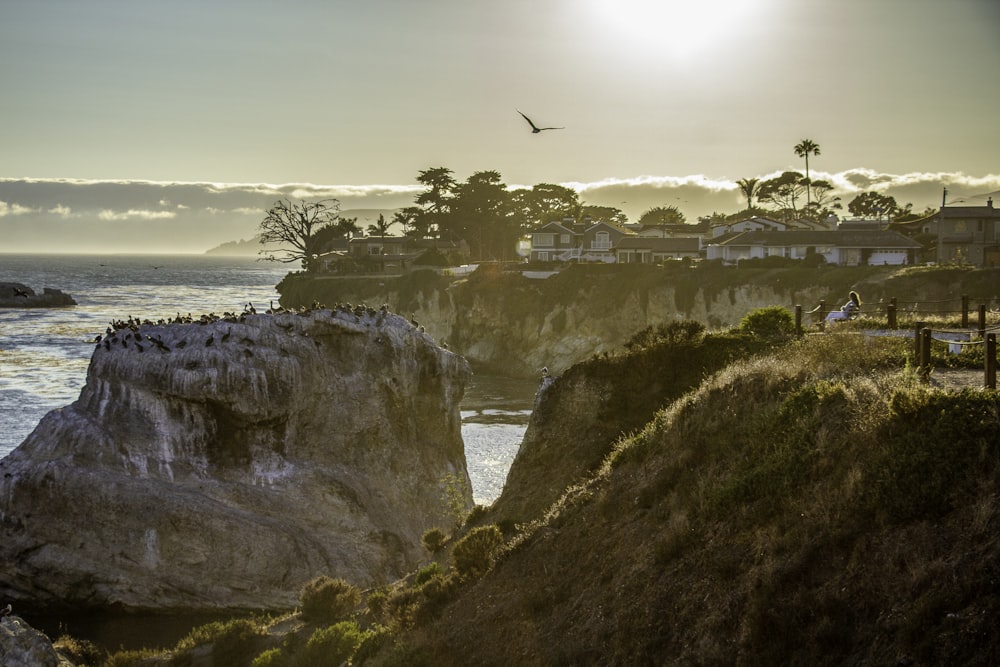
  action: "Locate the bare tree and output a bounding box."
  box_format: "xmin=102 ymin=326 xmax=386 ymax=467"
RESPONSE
xmin=257 ymin=198 xmax=344 ymax=270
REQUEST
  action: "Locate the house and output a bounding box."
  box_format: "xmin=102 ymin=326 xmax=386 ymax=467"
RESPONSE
xmin=615 ymin=237 xmax=702 ymax=264
xmin=936 ymin=198 xmax=1000 ymax=266
xmin=706 ymin=230 xmax=922 ymax=266
xmin=528 ymin=219 xmax=631 ymax=263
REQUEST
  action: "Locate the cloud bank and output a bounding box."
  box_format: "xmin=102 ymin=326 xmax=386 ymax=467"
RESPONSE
xmin=1 ymin=171 xmax=997 ymax=254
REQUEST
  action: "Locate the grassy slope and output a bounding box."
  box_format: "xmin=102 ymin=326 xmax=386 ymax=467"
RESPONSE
xmin=378 ymin=333 xmax=1000 ymax=666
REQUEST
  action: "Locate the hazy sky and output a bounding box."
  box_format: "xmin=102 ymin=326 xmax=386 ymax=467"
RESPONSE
xmin=2 ymin=0 xmax=999 ymax=252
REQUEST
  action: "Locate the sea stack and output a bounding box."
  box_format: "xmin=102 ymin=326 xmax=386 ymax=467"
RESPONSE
xmin=0 ymin=308 xmax=472 ymax=614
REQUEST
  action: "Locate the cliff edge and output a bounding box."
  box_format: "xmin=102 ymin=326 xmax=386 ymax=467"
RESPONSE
xmin=0 ymin=306 xmax=472 ymax=614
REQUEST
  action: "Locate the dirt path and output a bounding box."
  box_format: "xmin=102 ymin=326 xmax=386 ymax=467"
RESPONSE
xmin=926 ymin=368 xmax=995 ymax=391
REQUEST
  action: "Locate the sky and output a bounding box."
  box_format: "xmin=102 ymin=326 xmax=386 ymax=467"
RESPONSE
xmin=2 ymin=0 xmax=999 ymax=254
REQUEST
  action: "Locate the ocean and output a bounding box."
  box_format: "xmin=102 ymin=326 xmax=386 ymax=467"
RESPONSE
xmin=0 ymin=254 xmax=534 ymax=506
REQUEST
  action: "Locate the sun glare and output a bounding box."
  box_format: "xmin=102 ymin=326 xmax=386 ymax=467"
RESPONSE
xmin=592 ymin=0 xmax=764 ymax=64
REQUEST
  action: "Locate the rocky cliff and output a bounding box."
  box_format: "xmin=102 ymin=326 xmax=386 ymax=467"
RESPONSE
xmin=0 ymin=307 xmax=472 ymax=614
xmin=279 ymin=264 xmax=1000 ymax=377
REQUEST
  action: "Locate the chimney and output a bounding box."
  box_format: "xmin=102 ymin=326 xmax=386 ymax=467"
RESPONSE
xmin=988 ymin=197 xmax=994 ymax=210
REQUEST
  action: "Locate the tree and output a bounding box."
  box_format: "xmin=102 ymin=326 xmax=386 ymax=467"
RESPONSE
xmin=510 ymin=183 xmax=581 ymax=228
xmin=452 ymin=170 xmax=513 ymax=260
xmin=414 ymin=167 xmax=457 ymax=239
xmin=310 ymin=215 xmax=360 ymax=254
xmin=637 ymin=205 xmax=686 ymax=228
xmin=366 ymin=213 xmax=392 ymax=271
xmin=804 ymin=179 xmax=842 ymax=220
xmin=580 ymin=205 xmax=628 ymax=227
xmin=736 ymin=177 xmax=761 ymax=210
xmin=848 ymin=191 xmax=898 ymax=221
xmin=757 ymin=171 xmax=807 ymax=219
xmin=257 ymin=198 xmax=347 ymax=270
xmin=793 ymin=139 xmax=821 ymax=208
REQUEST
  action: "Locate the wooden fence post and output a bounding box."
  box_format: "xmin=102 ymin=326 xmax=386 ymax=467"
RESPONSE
xmin=887 ymin=302 xmax=897 ymax=329
xmin=795 ymin=305 xmax=802 ymax=337
xmin=914 ymin=321 xmax=925 ymax=362
xmin=962 ymin=294 xmax=969 ymax=328
xmin=987 ymin=333 xmax=997 ymax=390
xmin=920 ymin=327 xmax=932 ymax=382
xmin=979 ymin=305 xmax=987 ymax=339
xmin=819 ymin=300 xmax=826 ymax=321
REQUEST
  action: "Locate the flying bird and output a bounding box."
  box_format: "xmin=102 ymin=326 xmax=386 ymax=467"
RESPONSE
xmin=517 ymin=109 xmax=564 ymax=133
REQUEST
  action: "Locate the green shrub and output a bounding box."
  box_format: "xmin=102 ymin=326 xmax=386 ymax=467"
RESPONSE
xmin=298 ymin=621 xmax=366 ymax=666
xmin=54 ymin=635 xmax=105 ymax=666
xmin=421 ymin=527 xmax=447 ymax=553
xmin=211 ymin=618 xmax=267 ymax=666
xmin=739 ymin=306 xmax=796 ymax=339
xmin=251 ymin=647 xmax=287 ymax=667
xmin=100 ymin=649 xmax=161 ymax=667
xmin=414 ymin=561 xmax=444 ymax=585
xmin=451 ymin=524 xmax=504 ymax=579
xmin=624 ymin=319 xmax=706 ymax=350
xmin=300 ymin=576 xmax=361 ymax=623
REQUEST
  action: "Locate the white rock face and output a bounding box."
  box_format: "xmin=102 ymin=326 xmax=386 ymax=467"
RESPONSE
xmin=0 ymin=308 xmax=472 ymax=613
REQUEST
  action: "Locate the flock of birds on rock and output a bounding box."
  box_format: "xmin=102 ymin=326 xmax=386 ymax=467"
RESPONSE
xmin=90 ymin=301 xmax=430 ymax=356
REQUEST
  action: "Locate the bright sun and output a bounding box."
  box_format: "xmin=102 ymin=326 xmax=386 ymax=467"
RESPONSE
xmin=592 ymin=0 xmax=764 ymax=63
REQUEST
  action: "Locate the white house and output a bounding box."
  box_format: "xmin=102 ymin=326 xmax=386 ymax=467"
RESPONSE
xmin=706 ymin=230 xmax=922 ymax=266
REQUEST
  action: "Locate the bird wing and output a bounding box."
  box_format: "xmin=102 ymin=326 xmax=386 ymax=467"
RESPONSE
xmin=516 ymin=109 xmax=539 ymax=131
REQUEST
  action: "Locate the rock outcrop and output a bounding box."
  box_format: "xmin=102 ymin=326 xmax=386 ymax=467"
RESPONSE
xmin=0 ymin=307 xmax=472 ymax=614
xmin=0 ymin=614 xmax=73 ymax=667
xmin=0 ymin=283 xmax=76 ymax=308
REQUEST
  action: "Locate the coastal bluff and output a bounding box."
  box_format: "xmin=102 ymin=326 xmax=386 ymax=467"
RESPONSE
xmin=0 ymin=307 xmax=472 ymax=614
xmin=0 ymin=282 xmax=75 ymax=308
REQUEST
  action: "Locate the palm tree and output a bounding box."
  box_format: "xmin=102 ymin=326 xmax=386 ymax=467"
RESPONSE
xmin=736 ymin=177 xmax=761 ymax=211
xmin=794 ymin=139 xmax=821 ymax=208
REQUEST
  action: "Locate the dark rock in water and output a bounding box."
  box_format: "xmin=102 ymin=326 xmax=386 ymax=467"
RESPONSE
xmin=0 ymin=308 xmax=472 ymax=615
xmin=0 ymin=283 xmax=76 ymax=308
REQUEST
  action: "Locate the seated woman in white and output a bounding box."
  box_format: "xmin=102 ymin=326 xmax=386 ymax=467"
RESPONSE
xmin=825 ymin=290 xmax=861 ymax=323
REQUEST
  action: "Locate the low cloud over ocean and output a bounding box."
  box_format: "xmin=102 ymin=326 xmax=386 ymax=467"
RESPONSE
xmin=2 ymin=171 xmax=998 ymax=254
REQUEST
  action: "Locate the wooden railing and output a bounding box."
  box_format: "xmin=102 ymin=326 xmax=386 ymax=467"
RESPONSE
xmin=794 ymin=295 xmax=1000 ymax=390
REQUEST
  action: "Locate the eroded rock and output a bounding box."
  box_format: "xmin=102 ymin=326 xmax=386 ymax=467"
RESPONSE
xmin=0 ymin=308 xmax=471 ymax=614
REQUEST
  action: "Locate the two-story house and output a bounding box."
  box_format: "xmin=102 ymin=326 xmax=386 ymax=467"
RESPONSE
xmin=936 ymin=198 xmax=1000 ymax=266
xmin=528 ymin=219 xmax=631 ymax=263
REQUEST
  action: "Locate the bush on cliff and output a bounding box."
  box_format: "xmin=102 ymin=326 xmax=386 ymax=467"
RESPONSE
xmin=300 ymin=576 xmax=361 ymax=624
xmin=451 ymin=524 xmax=504 ymax=579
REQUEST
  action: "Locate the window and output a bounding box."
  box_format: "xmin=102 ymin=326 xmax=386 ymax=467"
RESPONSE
xmin=560 ymin=234 xmax=570 ymax=244
xmin=534 ymin=233 xmax=555 ymax=247
xmin=592 ymin=231 xmax=611 ymax=250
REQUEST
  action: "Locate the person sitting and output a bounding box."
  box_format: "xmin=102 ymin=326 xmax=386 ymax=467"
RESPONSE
xmin=824 ymin=290 xmax=861 ymax=324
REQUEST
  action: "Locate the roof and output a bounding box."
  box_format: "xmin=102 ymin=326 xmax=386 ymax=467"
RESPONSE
xmin=531 ymin=221 xmax=575 ymax=234
xmin=616 ymin=237 xmax=701 ymax=252
xmin=712 ymin=230 xmax=922 ymax=249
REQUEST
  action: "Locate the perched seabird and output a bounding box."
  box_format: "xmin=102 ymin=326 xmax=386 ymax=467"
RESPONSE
xmin=12 ymin=287 xmax=29 ymax=298
xmin=541 ymin=366 xmax=549 ymax=377
xmin=1 ymin=603 xmax=11 ymax=616
xmin=517 ymin=109 xmax=564 ymax=133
